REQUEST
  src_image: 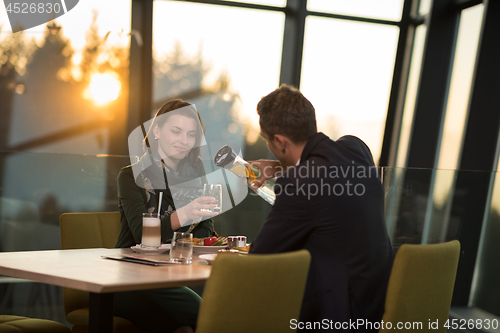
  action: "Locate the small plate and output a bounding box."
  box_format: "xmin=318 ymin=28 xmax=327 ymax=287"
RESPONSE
xmin=131 ymin=244 xmax=170 ymax=255
xmin=199 ymin=254 xmax=217 ymax=263
xmin=193 ymin=245 xmax=226 ymax=253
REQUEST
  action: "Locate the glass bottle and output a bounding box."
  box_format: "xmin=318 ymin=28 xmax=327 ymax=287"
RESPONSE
xmin=214 ymin=145 xmax=276 ymax=205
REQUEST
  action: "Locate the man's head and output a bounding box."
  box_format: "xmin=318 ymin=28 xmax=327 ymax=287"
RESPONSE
xmin=257 ymin=84 xmax=317 ymax=144
xmin=257 ymin=84 xmax=317 ymax=166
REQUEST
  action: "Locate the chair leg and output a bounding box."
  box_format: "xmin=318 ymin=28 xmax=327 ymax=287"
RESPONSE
xmin=0 ymin=283 xmax=15 ymax=311
xmin=24 ymin=283 xmax=39 ymax=316
xmin=43 ymin=284 xmax=54 ymax=318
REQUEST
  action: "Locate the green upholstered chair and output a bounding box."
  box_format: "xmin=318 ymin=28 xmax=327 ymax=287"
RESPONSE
xmin=59 ymin=212 xmax=146 ymax=333
xmin=0 ymin=315 xmax=70 ymax=333
xmin=380 ymin=240 xmax=461 ymax=333
xmin=195 ymin=249 xmax=311 ymax=333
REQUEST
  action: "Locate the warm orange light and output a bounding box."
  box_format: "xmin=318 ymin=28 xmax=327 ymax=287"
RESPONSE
xmin=85 ymin=72 xmax=121 ymax=106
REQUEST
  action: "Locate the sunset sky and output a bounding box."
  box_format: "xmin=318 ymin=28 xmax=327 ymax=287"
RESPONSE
xmin=0 ymin=0 xmax=485 ymax=171
xmin=1 ymin=0 xmax=403 ymax=160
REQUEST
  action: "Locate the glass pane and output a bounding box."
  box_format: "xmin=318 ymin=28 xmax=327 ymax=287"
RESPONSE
xmin=382 ymin=167 xmax=493 ymax=248
xmin=152 ymin=1 xmax=284 ymax=239
xmin=437 ymin=5 xmax=483 ymax=171
xmin=419 ymin=0 xmax=432 ymax=15
xmin=471 ymin=167 xmax=500 ymax=316
xmin=385 ymin=26 xmax=426 ymax=242
xmin=307 ymin=0 xmax=404 ymax=22
xmin=0 ymin=0 xmax=131 ymax=155
xmin=219 ymin=0 xmax=286 ymax=6
xmin=0 ymin=151 xmax=129 ymax=321
xmin=300 ymin=16 xmax=399 ymax=162
xmin=425 ymin=5 xmax=484 ymax=243
xmin=385 ymin=167 xmax=437 ymax=245
xmin=395 ymin=25 xmax=426 ymax=168
xmin=0 ymin=1 xmax=130 ymax=325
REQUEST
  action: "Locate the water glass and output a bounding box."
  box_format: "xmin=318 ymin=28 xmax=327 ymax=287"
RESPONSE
xmin=141 ymin=212 xmax=161 ymax=248
xmin=169 ymin=232 xmax=193 ymax=264
xmin=201 ymin=184 xmax=222 ymax=213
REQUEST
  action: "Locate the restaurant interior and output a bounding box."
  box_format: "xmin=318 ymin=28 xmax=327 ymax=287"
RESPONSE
xmin=0 ymin=0 xmax=499 ymax=331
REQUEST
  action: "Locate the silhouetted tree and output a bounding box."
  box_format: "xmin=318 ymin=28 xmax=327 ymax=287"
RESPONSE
xmin=0 ymin=28 xmax=34 ymax=150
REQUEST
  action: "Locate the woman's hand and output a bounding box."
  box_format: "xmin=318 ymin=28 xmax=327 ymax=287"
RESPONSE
xmin=249 ymin=159 xmax=284 ymax=188
xmin=176 ymin=196 xmax=218 ymax=226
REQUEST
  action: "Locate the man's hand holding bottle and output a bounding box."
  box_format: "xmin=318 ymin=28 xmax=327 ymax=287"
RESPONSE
xmin=248 ymin=159 xmax=285 ymax=188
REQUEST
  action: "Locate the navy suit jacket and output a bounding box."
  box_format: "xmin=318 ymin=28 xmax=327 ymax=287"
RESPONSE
xmin=250 ymin=133 xmax=394 ymax=331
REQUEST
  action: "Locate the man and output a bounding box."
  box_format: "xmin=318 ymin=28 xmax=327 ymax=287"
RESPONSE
xmin=249 ymin=84 xmax=394 ymax=331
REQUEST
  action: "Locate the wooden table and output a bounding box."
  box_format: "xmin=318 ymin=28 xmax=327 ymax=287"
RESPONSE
xmin=0 ymin=248 xmax=212 ymax=332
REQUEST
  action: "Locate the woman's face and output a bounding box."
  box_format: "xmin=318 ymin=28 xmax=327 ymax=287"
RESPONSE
xmin=154 ymin=114 xmax=198 ymax=162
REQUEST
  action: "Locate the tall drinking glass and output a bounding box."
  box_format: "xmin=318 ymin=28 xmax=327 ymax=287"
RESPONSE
xmin=201 ymin=184 xmax=222 ymax=213
xmin=141 ymin=212 xmax=161 ymax=248
xmin=169 ymin=232 xmax=193 ymax=264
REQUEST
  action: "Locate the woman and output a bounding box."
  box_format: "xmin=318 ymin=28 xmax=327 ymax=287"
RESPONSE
xmin=114 ymin=99 xmax=216 ymax=333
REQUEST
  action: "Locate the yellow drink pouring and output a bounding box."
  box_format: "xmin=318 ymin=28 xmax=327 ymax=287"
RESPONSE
xmin=214 ymin=145 xmax=276 ymax=205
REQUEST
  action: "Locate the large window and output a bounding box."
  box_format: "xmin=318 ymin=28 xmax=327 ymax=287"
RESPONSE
xmin=307 ymin=0 xmax=404 ymax=21
xmin=425 ymin=5 xmax=484 ymax=244
xmin=10 ymin=0 xmax=488 ymax=325
xmin=151 ymin=1 xmax=284 ymax=238
xmin=152 ymin=1 xmax=283 ymax=143
xmin=300 ymin=17 xmax=399 ymax=160
xmin=0 ymin=1 xmax=133 ymax=254
xmin=0 ymin=1 xmax=132 ymax=322
xmin=395 ymin=25 xmax=426 ymax=168
xmin=1 ymin=0 xmax=131 ymax=155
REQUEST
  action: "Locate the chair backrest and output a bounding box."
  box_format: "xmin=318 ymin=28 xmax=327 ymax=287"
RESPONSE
xmin=60 ymin=212 xmax=121 ymax=250
xmin=196 ymin=249 xmax=311 ymax=333
xmin=380 ymin=240 xmax=460 ymax=333
xmin=59 ymin=212 xmax=121 ymax=316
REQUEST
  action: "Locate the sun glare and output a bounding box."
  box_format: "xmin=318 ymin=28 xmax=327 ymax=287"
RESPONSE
xmin=85 ymin=72 xmax=121 ymax=106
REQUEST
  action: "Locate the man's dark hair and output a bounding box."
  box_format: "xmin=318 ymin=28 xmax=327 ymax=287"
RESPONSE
xmin=257 ymin=84 xmax=317 ymax=143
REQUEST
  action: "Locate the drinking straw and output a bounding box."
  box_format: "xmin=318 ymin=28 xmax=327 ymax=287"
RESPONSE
xmin=158 ymin=192 xmax=163 ymax=218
